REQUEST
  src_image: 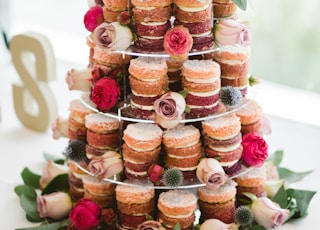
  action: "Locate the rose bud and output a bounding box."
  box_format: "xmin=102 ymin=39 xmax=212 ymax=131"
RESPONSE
xmin=84 ymin=5 xmax=104 ymax=32
xmin=264 ymin=179 xmax=286 ymax=199
xmin=92 ymin=21 xmax=133 ymax=51
xmin=196 ymin=158 xmax=228 ymax=190
xmin=51 ymin=116 xmax=68 ymax=139
xmin=163 ymin=25 xmax=193 ymax=60
xmin=65 ymin=68 xmax=93 ymax=92
xmin=39 ymin=160 xmax=69 ymax=189
xmin=251 ymin=196 xmax=290 ymax=228
xmin=154 ymin=91 xmax=186 ymax=129
xmin=200 ymin=218 xmax=238 ymax=230
xmin=69 ymin=198 xmax=101 ymax=229
xmin=241 ymin=133 xmax=268 ymax=167
xmin=214 ymin=19 xmax=251 ymax=47
xmin=147 ymin=164 xmax=164 ymax=184
xmin=37 ymin=192 xmax=72 ymax=220
xmin=88 ymin=151 xmax=123 ymax=179
xmin=137 ymin=220 xmax=166 ymax=230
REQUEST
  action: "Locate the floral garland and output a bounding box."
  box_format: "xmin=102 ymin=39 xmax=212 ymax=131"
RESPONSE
xmin=14 ymin=148 xmax=316 ymax=230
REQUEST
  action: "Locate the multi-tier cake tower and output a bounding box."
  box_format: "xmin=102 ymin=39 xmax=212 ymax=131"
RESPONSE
xmin=63 ymin=0 xmax=270 ymax=229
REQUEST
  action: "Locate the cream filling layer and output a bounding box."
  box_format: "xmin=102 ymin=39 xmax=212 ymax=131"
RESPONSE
xmin=208 ymin=141 xmax=241 ymax=152
xmin=162 ymin=211 xmax=194 ymax=219
xmin=188 ymin=88 xmax=220 ymax=97
xmin=185 ymin=75 xmax=219 ymax=84
xmin=219 ymin=159 xmax=239 ymax=167
xmin=168 ymin=152 xmax=199 ymax=159
xmin=207 ymin=132 xmax=239 ymax=140
xmin=177 ymin=4 xmax=210 ymax=12
xmin=131 ymin=90 xmax=159 ymax=97
xmin=191 ymin=31 xmax=212 ymax=37
xmin=125 ymin=167 xmax=147 ymax=176
xmin=131 ymin=100 xmax=154 ymax=111
xmin=140 ymin=21 xmax=168 ymax=26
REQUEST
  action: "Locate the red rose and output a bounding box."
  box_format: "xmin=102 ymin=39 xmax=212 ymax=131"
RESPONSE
xmin=242 ymin=133 xmax=268 ymax=167
xmin=69 ymin=198 xmax=101 ymax=230
xmin=163 ymin=26 xmax=193 ymax=59
xmin=90 ymin=77 xmax=120 ymax=112
xmin=147 ymin=164 xmax=164 ymax=183
xmin=84 ymin=5 xmax=104 ymax=32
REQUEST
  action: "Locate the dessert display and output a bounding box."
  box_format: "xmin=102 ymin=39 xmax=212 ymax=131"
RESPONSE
xmin=13 ymin=1 xmax=317 ymax=230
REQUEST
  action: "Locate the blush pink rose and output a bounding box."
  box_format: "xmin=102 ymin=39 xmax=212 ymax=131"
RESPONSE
xmin=163 ymin=26 xmax=193 ymax=59
xmin=147 ymin=164 xmax=164 ymax=184
xmin=154 ymin=91 xmax=186 ymax=129
xmin=242 ymin=133 xmax=268 ymax=167
xmin=215 ymin=19 xmax=251 ymax=47
xmin=137 ymin=220 xmax=166 ymax=230
xmin=69 ymin=198 xmax=101 ymax=230
xmin=84 ymin=5 xmax=104 ymax=32
xmin=65 ymin=68 xmax=93 ymax=92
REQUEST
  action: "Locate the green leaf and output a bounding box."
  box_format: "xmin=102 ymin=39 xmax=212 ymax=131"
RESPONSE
xmin=21 ymin=167 xmax=41 ymax=189
xmin=278 ymin=167 xmax=313 ymax=183
xmin=232 ymin=0 xmax=247 ymax=10
xmin=41 ymin=174 xmax=69 ymax=195
xmin=293 ymin=189 xmax=317 ymax=218
xmin=19 ymin=194 xmax=42 ymax=222
xmin=43 ymin=152 xmax=65 ymax=165
xmin=248 ymin=225 xmax=267 ymax=230
xmin=270 ymin=150 xmax=284 ymax=166
xmin=15 ymin=218 xmax=69 ymax=230
xmin=14 ymin=185 xmax=37 ymax=199
xmin=272 ymin=185 xmax=287 ymax=209
xmin=173 ymin=223 xmax=181 ymax=230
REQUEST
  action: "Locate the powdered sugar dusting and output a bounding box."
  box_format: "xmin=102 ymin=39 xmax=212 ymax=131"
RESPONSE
xmin=163 ymin=125 xmax=200 ymax=139
xmin=159 ymin=190 xmax=197 ymax=208
xmin=85 ymin=113 xmax=119 ymax=129
xmin=130 ymin=56 xmax=167 ymax=71
xmin=124 ymin=123 xmax=163 ymax=140
xmin=202 ymin=113 xmax=240 ymax=128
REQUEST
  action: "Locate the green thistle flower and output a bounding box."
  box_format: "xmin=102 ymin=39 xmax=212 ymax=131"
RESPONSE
xmin=234 ymin=205 xmax=254 ymax=227
xmin=64 ymin=139 xmax=87 ymax=162
xmin=220 ymin=86 xmax=242 ymax=106
xmin=162 ymin=168 xmax=184 ymax=187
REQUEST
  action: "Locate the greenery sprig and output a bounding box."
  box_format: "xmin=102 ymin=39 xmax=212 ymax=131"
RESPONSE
xmin=232 ymin=0 xmax=248 ymax=11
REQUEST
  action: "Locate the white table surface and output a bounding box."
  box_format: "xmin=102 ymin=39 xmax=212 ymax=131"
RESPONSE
xmin=1 ymin=42 xmax=320 ymax=229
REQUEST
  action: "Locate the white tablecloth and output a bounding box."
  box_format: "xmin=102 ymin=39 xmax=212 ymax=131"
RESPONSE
xmin=1 ymin=45 xmax=319 ymax=229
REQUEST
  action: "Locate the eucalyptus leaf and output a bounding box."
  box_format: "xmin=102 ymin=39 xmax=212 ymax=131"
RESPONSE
xmin=43 ymin=152 xmax=65 ymax=165
xmin=20 ymin=194 xmax=42 ymax=222
xmin=173 ymin=223 xmax=181 ymax=230
xmin=232 ymin=0 xmax=247 ymax=10
xmin=278 ymin=167 xmax=313 ymax=183
xmin=21 ymin=167 xmax=41 ymax=189
xmin=270 ymin=150 xmax=284 ymax=166
xmin=15 ymin=218 xmax=69 ymax=230
xmin=41 ymin=174 xmax=69 ymax=195
xmin=293 ymin=189 xmax=316 ymax=218
xmin=15 ymin=185 xmax=37 ymax=199
xmin=272 ymin=185 xmax=287 ymax=209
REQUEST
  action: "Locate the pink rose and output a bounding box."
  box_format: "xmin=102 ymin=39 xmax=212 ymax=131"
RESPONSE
xmin=101 ymin=208 xmax=116 ymax=226
xmin=92 ymin=22 xmax=133 ymax=51
xmin=251 ymin=196 xmax=290 ymax=228
xmin=90 ymin=77 xmax=120 ymax=112
xmin=196 ymin=158 xmax=228 ymax=190
xmin=214 ymin=19 xmax=251 ymax=47
xmin=51 ymin=116 xmax=68 ymax=139
xmin=88 ymin=151 xmax=123 ymax=179
xmin=242 ymin=133 xmax=268 ymax=167
xmin=65 ymin=68 xmax=93 ymax=92
xmin=69 ymin=198 xmax=101 ymax=230
xmin=147 ymin=164 xmax=164 ymax=184
xmin=84 ymin=5 xmax=104 ymax=32
xmin=39 ymin=160 xmax=69 ymax=189
xmin=200 ymin=218 xmax=238 ymax=230
xmin=37 ymin=192 xmax=72 ymax=220
xmin=154 ymin=91 xmax=186 ymax=129
xmin=163 ymin=26 xmax=193 ymax=59
xmin=137 ymin=220 xmax=166 ymax=230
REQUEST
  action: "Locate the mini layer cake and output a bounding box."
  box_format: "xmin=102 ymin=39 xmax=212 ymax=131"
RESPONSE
xmin=85 ymin=113 xmax=121 ymax=157
xmin=173 ymin=0 xmax=214 ymax=51
xmin=166 ymin=58 xmax=185 ymax=92
xmin=163 ymin=125 xmax=202 ymax=180
xmin=122 ymin=123 xmax=163 ymax=179
xmin=197 ymin=179 xmax=237 ymax=224
xmin=181 ymin=59 xmax=221 ymax=118
xmin=132 ymin=0 xmax=172 ymax=52
xmin=68 ymin=99 xmax=93 ymax=141
xmin=202 ymin=113 xmax=243 ymax=176
xmin=212 ymin=45 xmax=251 ymax=97
xmin=235 ymin=166 xmax=267 ymax=204
xmin=68 ymin=160 xmax=88 ymax=200
xmin=102 ymin=0 xmax=128 ymax=22
xmin=128 ymin=56 xmax=168 ymax=119
xmin=235 ymin=99 xmax=263 ymax=135
xmin=213 ymin=0 xmax=237 ymax=18
xmin=158 ymin=189 xmax=197 ymax=230
xmin=82 ymin=174 xmax=116 ymax=209
xmin=115 ymin=180 xmax=155 ymax=229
